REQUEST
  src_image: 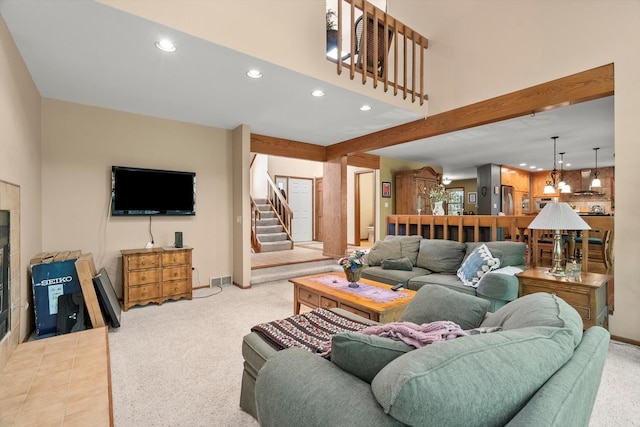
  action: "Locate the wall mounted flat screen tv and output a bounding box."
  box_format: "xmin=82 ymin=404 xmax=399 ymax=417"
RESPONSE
xmin=111 ymin=166 xmax=196 ymax=216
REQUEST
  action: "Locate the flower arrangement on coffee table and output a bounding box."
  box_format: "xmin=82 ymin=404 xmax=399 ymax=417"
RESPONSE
xmin=339 ymin=250 xmax=367 ymax=288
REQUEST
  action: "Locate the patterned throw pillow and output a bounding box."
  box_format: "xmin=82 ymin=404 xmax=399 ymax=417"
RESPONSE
xmin=457 ymin=243 xmax=500 ymax=287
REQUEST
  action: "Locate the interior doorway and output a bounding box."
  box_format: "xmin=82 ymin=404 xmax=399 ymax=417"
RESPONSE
xmin=354 ymin=171 xmax=375 ymax=247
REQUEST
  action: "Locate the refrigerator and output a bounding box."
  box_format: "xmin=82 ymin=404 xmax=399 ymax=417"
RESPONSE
xmin=501 ymin=185 xmax=515 ymax=215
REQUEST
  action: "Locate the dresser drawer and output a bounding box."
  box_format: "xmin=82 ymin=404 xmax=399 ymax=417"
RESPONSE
xmin=128 ymin=284 xmax=161 ymax=301
xmin=521 ymin=281 xmax=591 ymax=308
xmin=298 ymin=288 xmax=319 ymax=307
xmin=127 ymin=254 xmax=160 ymax=270
xmin=339 ymin=303 xmax=371 ymax=320
xmin=163 ymin=279 xmax=191 ymax=297
xmin=162 ymin=266 xmax=190 ymax=282
xmin=128 ymin=269 xmax=160 ymax=286
xmin=320 ymin=296 xmax=338 ymax=310
xmin=162 ymin=251 xmax=190 ymax=266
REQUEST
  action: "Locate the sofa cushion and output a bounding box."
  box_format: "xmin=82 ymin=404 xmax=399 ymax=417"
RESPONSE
xmin=366 ymin=240 xmax=402 ymax=266
xmin=400 ymin=284 xmax=490 ymax=330
xmin=330 ymin=332 xmax=414 ymax=384
xmin=361 ymin=266 xmax=431 ymax=286
xmin=383 ymin=235 xmax=422 ymax=265
xmin=457 ymin=243 xmax=500 ymax=287
xmin=481 ymin=292 xmax=584 ymax=347
xmin=415 ymin=239 xmax=467 ymax=273
xmin=371 ymin=326 xmax=575 ymax=427
xmin=381 ymin=257 xmax=413 ymax=271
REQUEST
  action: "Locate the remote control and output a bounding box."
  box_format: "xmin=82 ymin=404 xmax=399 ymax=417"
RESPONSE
xmin=391 ymin=283 xmax=404 ymax=291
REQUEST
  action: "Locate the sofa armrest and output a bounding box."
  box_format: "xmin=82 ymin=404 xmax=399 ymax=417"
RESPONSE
xmin=506 ymin=326 xmax=610 ymax=426
xmin=476 ymin=271 xmax=520 ymax=302
xmin=255 ymin=348 xmax=405 ymax=427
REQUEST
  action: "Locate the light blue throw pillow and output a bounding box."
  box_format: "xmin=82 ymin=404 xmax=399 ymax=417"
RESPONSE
xmin=457 ymin=243 xmax=500 ymax=287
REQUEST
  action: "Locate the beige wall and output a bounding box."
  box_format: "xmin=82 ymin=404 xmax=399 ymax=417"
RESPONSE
xmin=232 ymin=125 xmax=252 ymax=288
xmin=389 ymin=0 xmax=639 ymax=341
xmin=268 ymin=156 xmax=323 ymax=180
xmin=41 ymin=99 xmax=234 ymax=296
xmin=0 ymin=16 xmax=42 ymax=366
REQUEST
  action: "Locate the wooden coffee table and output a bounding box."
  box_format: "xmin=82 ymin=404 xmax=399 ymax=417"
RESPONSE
xmin=290 ymin=273 xmax=416 ymax=323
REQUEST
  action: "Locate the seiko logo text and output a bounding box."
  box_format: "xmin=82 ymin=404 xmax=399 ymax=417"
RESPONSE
xmin=39 ymin=276 xmax=73 ymax=286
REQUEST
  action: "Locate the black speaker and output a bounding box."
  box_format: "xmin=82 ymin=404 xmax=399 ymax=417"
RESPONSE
xmin=175 ymin=231 xmax=183 ymax=248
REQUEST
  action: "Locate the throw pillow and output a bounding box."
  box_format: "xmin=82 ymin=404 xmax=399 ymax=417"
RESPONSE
xmin=371 ymin=326 xmax=575 ymax=427
xmin=381 ymin=257 xmax=413 ymax=271
xmin=366 ymin=240 xmax=402 ymax=266
xmin=457 ymin=243 xmax=500 ymax=287
xmin=415 ymin=239 xmax=467 ymax=273
xmin=399 ymin=284 xmax=490 ymax=330
xmin=330 ymin=332 xmax=414 ymax=383
xmin=384 ymin=235 xmax=422 ymax=266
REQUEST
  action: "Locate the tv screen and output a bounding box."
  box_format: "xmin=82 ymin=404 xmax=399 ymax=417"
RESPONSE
xmin=111 ymin=166 xmax=196 ymax=216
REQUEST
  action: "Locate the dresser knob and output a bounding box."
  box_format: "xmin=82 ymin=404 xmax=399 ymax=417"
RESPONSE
xmin=141 ymin=292 xmax=146 ymax=297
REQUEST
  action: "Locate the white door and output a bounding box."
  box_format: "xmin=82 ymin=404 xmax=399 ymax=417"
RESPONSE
xmin=289 ymin=178 xmax=313 ymax=242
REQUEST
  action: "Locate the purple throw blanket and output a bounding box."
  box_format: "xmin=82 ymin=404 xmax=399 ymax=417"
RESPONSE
xmin=360 ymin=320 xmax=468 ymax=348
xmin=320 ymin=320 xmax=467 ymax=357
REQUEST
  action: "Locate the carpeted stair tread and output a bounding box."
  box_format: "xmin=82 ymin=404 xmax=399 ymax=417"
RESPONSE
xmin=259 ymin=241 xmax=293 ymax=252
xmin=257 ymin=232 xmax=288 ymax=243
xmin=256 ymin=225 xmax=284 ymax=234
xmin=256 ymin=218 xmax=280 ymax=227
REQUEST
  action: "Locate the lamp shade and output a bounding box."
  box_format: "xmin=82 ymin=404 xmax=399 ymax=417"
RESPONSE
xmin=528 ymin=202 xmax=591 ymax=231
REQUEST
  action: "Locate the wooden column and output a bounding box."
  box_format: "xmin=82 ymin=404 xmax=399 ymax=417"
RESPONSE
xmin=322 ymin=156 xmax=348 ymax=258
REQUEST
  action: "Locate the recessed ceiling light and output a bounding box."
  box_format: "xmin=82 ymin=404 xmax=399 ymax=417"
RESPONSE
xmin=529 ymin=165 xmax=537 ymax=169
xmin=246 ymin=69 xmax=263 ymax=79
xmin=537 ymin=168 xmax=543 ymax=171
xmin=311 ymin=90 xmax=325 ymax=97
xmin=155 ymin=39 xmax=176 ymax=52
xmin=360 ymin=105 xmax=372 ymax=111
xmin=519 ymin=163 xmax=527 ymax=167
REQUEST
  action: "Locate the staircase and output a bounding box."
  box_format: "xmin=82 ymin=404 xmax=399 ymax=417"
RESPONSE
xmin=253 ymin=198 xmax=293 ymax=252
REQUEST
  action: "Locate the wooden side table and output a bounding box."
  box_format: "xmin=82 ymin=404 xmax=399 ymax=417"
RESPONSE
xmin=517 ymin=268 xmax=610 ymax=329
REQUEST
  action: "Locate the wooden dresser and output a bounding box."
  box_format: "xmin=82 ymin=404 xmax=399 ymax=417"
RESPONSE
xmin=394 ymin=166 xmax=441 ymax=215
xmin=517 ymin=267 xmax=610 ymax=329
xmin=121 ymin=247 xmax=193 ymax=311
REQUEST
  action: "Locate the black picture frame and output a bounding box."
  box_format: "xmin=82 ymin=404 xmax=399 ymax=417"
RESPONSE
xmin=92 ymin=268 xmax=121 ymax=328
xmin=382 ymin=181 xmax=391 ymax=198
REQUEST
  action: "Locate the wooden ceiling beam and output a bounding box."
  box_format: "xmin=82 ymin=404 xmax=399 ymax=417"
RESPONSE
xmin=250 ymin=133 xmax=327 ymax=162
xmin=326 ymin=63 xmax=614 ymax=159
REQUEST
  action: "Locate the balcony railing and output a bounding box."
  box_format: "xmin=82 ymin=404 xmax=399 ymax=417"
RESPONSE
xmin=328 ymin=0 xmax=429 ymax=105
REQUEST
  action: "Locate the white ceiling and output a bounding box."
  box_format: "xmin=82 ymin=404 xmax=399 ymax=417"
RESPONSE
xmin=1 ymin=0 xmax=614 ymax=179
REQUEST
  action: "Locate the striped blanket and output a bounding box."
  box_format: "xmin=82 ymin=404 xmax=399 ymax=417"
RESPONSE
xmin=251 ymin=308 xmax=370 ymax=358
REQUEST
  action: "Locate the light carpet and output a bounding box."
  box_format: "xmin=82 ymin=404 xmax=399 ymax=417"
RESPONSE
xmin=109 ymin=280 xmax=640 ymax=426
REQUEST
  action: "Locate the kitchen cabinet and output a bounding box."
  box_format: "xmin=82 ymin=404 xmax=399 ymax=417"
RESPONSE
xmin=394 ymin=166 xmax=440 ymax=215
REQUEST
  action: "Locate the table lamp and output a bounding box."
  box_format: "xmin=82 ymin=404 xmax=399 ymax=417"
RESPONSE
xmin=528 ymin=202 xmax=591 ymax=276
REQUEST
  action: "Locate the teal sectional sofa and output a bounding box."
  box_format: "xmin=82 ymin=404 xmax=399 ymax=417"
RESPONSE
xmin=361 ymin=235 xmax=527 ymax=311
xmin=253 ymin=286 xmax=610 ymax=427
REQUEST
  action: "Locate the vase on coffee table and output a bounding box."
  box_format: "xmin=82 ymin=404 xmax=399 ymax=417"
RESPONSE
xmin=344 ymin=267 xmax=363 ymax=288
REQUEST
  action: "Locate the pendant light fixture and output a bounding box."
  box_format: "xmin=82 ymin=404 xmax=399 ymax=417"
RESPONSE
xmin=558 ymin=152 xmax=571 ymax=193
xmin=591 ymin=147 xmax=601 ymax=188
xmin=543 ymin=136 xmax=559 ymax=194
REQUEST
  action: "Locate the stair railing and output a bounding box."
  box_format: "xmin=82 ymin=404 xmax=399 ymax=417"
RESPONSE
xmin=265 ymin=174 xmax=294 ymax=246
xmin=250 ymin=196 xmax=261 ymax=253
xmin=331 ymin=0 xmax=428 ymax=105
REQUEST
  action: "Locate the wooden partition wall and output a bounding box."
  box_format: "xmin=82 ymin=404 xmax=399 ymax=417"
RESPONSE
xmin=385 ymin=214 xmax=614 ymax=272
